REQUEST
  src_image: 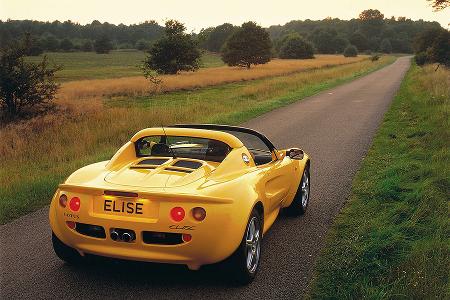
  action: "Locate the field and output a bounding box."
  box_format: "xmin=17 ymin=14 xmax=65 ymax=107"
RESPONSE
xmin=308 ymin=64 xmax=449 ymax=298
xmin=58 ymin=55 xmax=367 ymax=101
xmin=26 ymin=50 xmax=224 ymax=81
xmin=0 ymin=55 xmax=395 ymax=224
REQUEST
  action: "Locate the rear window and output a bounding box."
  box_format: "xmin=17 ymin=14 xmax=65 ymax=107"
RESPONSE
xmin=135 ymin=135 xmax=231 ymax=162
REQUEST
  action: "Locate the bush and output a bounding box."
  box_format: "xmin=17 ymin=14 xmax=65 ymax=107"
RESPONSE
xmin=343 ymin=45 xmax=358 ymax=57
xmin=371 ymin=54 xmax=381 ymax=61
xmin=415 ymin=52 xmax=428 ymax=66
xmin=279 ymin=35 xmax=314 ymax=59
xmin=0 ymin=44 xmax=60 ymax=118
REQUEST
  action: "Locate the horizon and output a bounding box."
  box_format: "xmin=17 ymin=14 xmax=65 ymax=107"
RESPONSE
xmin=1 ymin=0 xmax=449 ymax=32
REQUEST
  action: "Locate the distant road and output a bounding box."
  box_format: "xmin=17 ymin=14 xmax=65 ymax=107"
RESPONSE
xmin=0 ymin=57 xmax=411 ymax=299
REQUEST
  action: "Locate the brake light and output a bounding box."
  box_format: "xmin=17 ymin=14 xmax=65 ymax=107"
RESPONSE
xmin=170 ymin=207 xmax=185 ymax=222
xmin=59 ymin=194 xmax=68 ymax=208
xmin=191 ymin=207 xmax=206 ymax=221
xmin=69 ymin=197 xmax=81 ymax=212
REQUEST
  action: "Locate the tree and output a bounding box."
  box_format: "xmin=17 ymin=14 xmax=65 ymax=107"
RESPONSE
xmin=81 ymin=40 xmax=93 ymax=52
xmin=198 ymin=23 xmax=237 ymax=52
xmin=343 ymin=45 xmax=358 ymax=57
xmin=22 ymin=32 xmax=43 ymax=56
xmin=379 ymin=38 xmax=392 ymax=53
xmin=222 ymin=22 xmax=272 ymax=68
xmin=136 ymin=39 xmax=151 ymax=51
xmin=427 ymin=30 xmax=450 ymax=67
xmin=279 ymin=34 xmax=314 ymax=59
xmin=334 ymin=37 xmax=349 ymax=53
xmin=427 ymin=0 xmax=450 ymax=11
xmin=309 ymin=28 xmax=337 ymax=54
xmin=41 ymin=35 xmax=59 ymax=52
xmin=0 ymin=44 xmax=60 ymax=118
xmin=358 ymin=9 xmax=385 ymax=37
xmin=414 ymin=28 xmax=444 ymax=53
xmin=143 ymin=20 xmax=201 ymax=74
xmin=59 ymin=38 xmax=74 ymax=52
xmin=350 ymin=32 xmax=369 ymax=51
xmin=94 ymin=35 xmax=113 ymax=54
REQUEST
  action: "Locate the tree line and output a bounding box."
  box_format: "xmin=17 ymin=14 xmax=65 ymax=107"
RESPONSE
xmin=0 ymin=19 xmax=164 ymax=53
xmin=1 ymin=10 xmax=443 ymax=56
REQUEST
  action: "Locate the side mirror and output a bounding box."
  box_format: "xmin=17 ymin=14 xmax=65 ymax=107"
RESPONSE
xmin=287 ymin=148 xmax=304 ymax=160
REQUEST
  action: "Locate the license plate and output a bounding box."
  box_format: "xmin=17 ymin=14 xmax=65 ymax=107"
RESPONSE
xmin=103 ymin=198 xmax=144 ymax=215
xmin=93 ymin=196 xmax=158 ymax=219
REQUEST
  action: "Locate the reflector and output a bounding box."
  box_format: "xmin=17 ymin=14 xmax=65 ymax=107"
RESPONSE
xmin=182 ymin=234 xmax=192 ymax=242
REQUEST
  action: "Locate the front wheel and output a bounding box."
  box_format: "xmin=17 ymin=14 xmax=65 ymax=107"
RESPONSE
xmin=225 ymin=208 xmax=262 ymax=284
xmin=286 ymin=166 xmax=310 ymax=216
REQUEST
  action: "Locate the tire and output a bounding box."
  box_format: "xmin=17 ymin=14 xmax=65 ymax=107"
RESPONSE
xmin=52 ymin=232 xmax=84 ymax=264
xmin=286 ymin=166 xmax=310 ymax=216
xmin=226 ymin=208 xmax=262 ymax=285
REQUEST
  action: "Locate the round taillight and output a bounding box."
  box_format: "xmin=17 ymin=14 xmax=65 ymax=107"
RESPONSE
xmin=69 ymin=197 xmax=81 ymax=212
xmin=182 ymin=234 xmax=192 ymax=242
xmin=66 ymin=221 xmax=76 ymax=229
xmin=191 ymin=207 xmax=206 ymax=221
xmin=170 ymin=207 xmax=185 ymax=222
xmin=59 ymin=194 xmax=68 ymax=208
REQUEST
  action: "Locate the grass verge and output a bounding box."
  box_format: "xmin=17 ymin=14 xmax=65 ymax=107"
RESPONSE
xmin=0 ymin=56 xmax=395 ymax=224
xmin=308 ymin=63 xmax=449 ymax=299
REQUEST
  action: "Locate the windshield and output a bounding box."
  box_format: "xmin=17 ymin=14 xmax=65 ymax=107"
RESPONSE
xmin=135 ymin=135 xmax=231 ymax=162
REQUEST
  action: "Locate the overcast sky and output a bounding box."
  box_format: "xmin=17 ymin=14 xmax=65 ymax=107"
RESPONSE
xmin=1 ymin=0 xmax=448 ymax=31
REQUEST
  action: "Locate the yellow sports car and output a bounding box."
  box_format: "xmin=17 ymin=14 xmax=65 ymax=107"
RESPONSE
xmin=49 ymin=124 xmax=310 ymax=283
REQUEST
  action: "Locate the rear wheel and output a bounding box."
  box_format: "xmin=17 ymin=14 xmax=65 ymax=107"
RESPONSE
xmin=286 ymin=166 xmax=310 ymax=216
xmin=52 ymin=232 xmax=84 ymax=264
xmin=226 ymin=208 xmax=262 ymax=284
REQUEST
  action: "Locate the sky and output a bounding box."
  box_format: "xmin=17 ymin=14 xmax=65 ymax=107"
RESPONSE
xmin=1 ymin=0 xmax=449 ymax=31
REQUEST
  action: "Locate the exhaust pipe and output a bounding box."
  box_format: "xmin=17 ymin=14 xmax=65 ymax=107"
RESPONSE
xmin=122 ymin=232 xmax=132 ymax=243
xmin=110 ymin=230 xmax=119 ymax=241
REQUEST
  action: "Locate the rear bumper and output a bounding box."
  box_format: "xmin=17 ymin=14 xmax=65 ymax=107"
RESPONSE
xmin=49 ymin=190 xmax=246 ymax=270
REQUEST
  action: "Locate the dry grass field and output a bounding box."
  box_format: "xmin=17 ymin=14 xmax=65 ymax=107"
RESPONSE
xmin=58 ymin=55 xmax=366 ymax=101
xmin=0 ymin=55 xmax=394 ymax=223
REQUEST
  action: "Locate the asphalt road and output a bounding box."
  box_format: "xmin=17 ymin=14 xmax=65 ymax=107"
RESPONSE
xmin=0 ymin=57 xmax=411 ymax=300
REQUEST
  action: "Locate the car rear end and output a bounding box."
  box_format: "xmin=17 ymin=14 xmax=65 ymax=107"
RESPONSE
xmin=49 ymin=185 xmax=244 ymax=270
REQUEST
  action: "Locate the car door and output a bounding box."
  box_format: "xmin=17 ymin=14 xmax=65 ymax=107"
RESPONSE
xmin=257 ymin=152 xmax=294 ymax=212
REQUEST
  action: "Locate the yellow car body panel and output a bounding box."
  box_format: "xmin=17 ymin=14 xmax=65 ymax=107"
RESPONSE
xmin=49 ymin=126 xmax=310 ymax=270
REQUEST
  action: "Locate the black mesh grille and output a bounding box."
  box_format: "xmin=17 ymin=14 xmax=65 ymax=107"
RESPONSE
xmin=173 ymin=160 xmax=203 ymax=169
xmin=138 ymin=158 xmax=168 ymax=165
xmin=142 ymin=231 xmax=183 ymax=245
xmin=75 ymin=223 xmax=106 ymax=239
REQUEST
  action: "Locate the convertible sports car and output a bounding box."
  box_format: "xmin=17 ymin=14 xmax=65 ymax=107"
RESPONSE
xmin=49 ymin=124 xmax=310 ymax=283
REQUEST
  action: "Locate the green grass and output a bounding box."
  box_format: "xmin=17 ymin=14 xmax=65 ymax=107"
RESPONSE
xmin=0 ymin=57 xmax=395 ymax=224
xmin=25 ymin=50 xmax=224 ymax=82
xmin=308 ymin=63 xmax=449 ymax=299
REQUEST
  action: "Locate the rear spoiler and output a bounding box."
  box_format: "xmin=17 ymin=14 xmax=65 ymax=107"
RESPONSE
xmin=58 ymin=184 xmax=233 ymax=204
